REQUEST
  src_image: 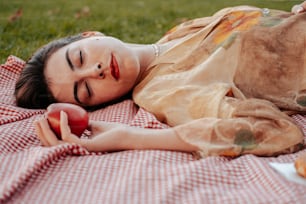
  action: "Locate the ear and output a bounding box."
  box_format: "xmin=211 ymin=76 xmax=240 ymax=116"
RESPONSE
xmin=82 ymin=31 xmax=105 ymax=38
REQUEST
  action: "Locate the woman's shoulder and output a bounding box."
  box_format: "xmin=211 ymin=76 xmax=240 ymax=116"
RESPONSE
xmin=212 ymin=5 xmax=261 ymax=16
xmin=157 ymin=5 xmax=262 ymax=44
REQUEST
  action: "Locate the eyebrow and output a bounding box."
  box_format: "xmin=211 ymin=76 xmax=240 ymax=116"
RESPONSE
xmin=67 ymin=49 xmax=82 ymax=104
xmin=65 ymin=48 xmax=74 ymax=70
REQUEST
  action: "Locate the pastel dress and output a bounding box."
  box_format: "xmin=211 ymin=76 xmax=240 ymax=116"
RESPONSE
xmin=133 ymin=6 xmax=306 ymax=157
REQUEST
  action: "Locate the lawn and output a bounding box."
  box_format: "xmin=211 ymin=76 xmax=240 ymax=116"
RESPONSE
xmin=0 ymin=0 xmax=301 ymax=63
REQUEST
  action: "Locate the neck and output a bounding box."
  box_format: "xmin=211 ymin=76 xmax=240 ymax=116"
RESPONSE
xmin=126 ymin=43 xmax=166 ymax=83
xmin=127 ymin=43 xmax=157 ymax=64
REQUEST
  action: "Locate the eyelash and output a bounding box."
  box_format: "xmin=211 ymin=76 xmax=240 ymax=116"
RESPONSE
xmin=85 ymin=81 xmax=92 ymax=98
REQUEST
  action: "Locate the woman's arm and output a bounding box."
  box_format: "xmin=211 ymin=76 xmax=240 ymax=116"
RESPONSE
xmin=35 ymin=98 xmax=304 ymax=157
xmin=34 ymin=111 xmax=198 ymax=153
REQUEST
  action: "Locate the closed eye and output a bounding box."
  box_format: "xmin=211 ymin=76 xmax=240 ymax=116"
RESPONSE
xmin=85 ymin=81 xmax=92 ymax=98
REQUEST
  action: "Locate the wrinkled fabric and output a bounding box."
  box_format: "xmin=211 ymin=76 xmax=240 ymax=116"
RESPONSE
xmin=133 ymin=6 xmax=305 ymax=157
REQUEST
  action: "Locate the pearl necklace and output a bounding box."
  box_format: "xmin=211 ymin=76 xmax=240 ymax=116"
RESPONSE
xmin=151 ymin=44 xmax=160 ymax=57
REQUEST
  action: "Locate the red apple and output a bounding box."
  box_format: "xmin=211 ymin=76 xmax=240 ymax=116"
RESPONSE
xmin=46 ymin=103 xmax=89 ymax=139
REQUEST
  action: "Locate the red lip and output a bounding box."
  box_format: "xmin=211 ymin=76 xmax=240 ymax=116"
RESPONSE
xmin=110 ymin=54 xmax=120 ymax=80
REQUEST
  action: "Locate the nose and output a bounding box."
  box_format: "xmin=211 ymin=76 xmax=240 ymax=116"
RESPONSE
xmin=95 ymin=62 xmax=105 ymax=78
xmin=79 ymin=62 xmax=105 ymax=79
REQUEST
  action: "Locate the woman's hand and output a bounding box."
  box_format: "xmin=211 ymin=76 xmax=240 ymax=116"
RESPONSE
xmin=35 ymin=111 xmax=86 ymax=147
xmin=35 ymin=111 xmax=197 ymax=153
xmin=34 ymin=111 xmax=124 ymax=151
xmin=292 ymin=1 xmax=306 ymax=14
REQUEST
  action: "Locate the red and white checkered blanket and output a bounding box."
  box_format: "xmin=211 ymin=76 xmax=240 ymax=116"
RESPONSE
xmin=1 ymin=55 xmax=306 ymax=204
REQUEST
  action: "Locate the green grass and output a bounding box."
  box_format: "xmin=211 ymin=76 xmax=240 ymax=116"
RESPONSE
xmin=0 ymin=0 xmax=300 ymax=64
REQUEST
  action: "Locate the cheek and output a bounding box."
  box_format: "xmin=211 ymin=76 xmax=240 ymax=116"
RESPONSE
xmin=122 ymin=58 xmax=140 ymax=80
xmin=91 ymin=80 xmax=132 ymax=104
xmin=121 ymin=50 xmax=140 ymax=70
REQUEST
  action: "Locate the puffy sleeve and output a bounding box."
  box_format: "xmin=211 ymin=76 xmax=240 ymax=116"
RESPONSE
xmin=174 ymin=97 xmax=304 ymax=157
xmin=157 ymin=5 xmax=261 ymax=43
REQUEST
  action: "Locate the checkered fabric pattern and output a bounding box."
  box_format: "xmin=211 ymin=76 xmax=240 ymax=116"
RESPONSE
xmin=0 ymin=56 xmax=306 ymax=204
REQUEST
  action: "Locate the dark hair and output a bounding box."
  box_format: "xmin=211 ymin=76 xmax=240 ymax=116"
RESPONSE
xmin=14 ymin=34 xmax=84 ymax=109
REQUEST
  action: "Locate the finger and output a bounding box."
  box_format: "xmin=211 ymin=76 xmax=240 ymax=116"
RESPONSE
xmin=88 ymin=121 xmax=115 ymax=137
xmin=34 ymin=120 xmax=50 ymax=146
xmin=88 ymin=120 xmax=102 ymax=131
xmin=88 ymin=120 xmax=119 ymax=131
xmin=59 ymin=111 xmax=72 ymax=138
xmin=39 ymin=119 xmax=64 ymax=146
xmin=86 ymin=121 xmax=100 ymax=138
xmin=60 ymin=111 xmax=82 ymax=144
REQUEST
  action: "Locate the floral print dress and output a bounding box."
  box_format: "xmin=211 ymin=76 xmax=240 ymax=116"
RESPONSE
xmin=133 ymin=6 xmax=306 ymax=157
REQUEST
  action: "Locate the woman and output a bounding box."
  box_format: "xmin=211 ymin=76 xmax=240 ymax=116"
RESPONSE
xmin=15 ymin=3 xmax=306 ymax=157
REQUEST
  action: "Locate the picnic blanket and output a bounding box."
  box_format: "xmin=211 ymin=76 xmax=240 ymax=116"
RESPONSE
xmin=1 ymin=55 xmax=306 ymax=203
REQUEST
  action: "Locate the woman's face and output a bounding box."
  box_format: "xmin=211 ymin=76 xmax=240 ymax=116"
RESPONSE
xmin=45 ymin=36 xmax=140 ymax=107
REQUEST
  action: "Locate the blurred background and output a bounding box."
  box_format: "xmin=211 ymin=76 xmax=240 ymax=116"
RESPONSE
xmin=0 ymin=0 xmax=301 ymax=63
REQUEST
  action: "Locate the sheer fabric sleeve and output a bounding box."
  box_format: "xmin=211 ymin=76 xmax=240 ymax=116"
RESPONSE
xmin=174 ymin=97 xmax=304 ymax=157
